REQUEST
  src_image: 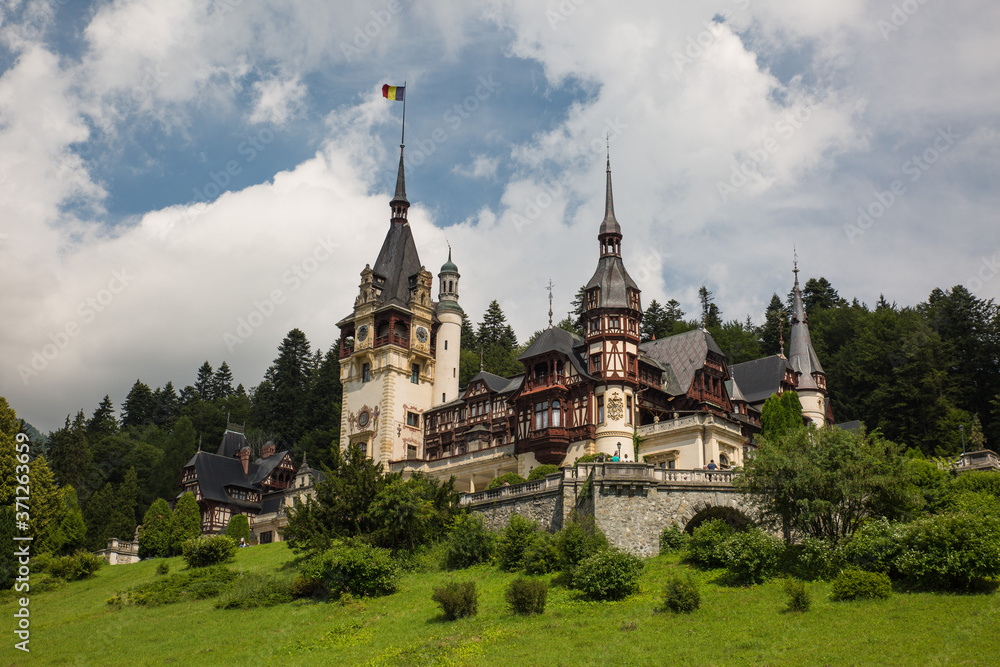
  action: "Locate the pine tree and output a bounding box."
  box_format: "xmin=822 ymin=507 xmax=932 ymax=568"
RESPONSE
xmin=152 ymin=381 xmax=180 ymax=426
xmin=477 ymin=300 xmax=521 ymax=377
xmin=664 ymin=299 xmax=686 ymax=334
xmin=761 ymin=391 xmax=803 ymax=440
xmin=641 ymin=300 xmax=667 ymax=342
xmin=253 ymin=329 xmax=314 ymax=444
xmin=297 ymin=347 xmax=343 ymax=451
xmin=139 ymin=498 xmax=175 ymax=558
xmin=212 ymin=362 xmax=235 ymax=399
xmin=47 ymin=412 xmax=93 ymax=492
xmin=802 ymin=277 xmax=842 ymax=311
xmin=762 ymin=294 xmax=788 ymax=357
xmin=570 ymin=285 xmax=587 ymax=331
xmin=171 ymin=492 xmax=202 ymax=553
xmin=698 ymin=286 xmax=722 ymax=329
xmin=110 ymin=467 xmax=139 ymax=542
xmin=0 ymin=397 xmax=19 ymax=506
xmin=83 ymin=482 xmax=117 ymax=550
xmin=460 ymin=313 xmax=477 ymax=351
xmin=55 ymin=486 xmax=87 ymax=555
xmin=87 ymin=395 xmax=118 ymax=440
xmin=28 ymin=455 xmax=62 ymax=554
xmin=970 ymin=414 xmax=986 ymax=450
xmin=195 ymin=361 xmax=215 ymax=400
xmin=121 ymin=380 xmax=155 ymax=428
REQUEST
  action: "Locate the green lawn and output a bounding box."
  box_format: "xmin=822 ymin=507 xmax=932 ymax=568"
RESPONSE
xmin=4 ymin=543 xmax=998 ymax=666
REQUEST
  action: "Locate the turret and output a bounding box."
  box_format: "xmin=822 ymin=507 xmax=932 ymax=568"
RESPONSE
xmin=434 ymin=248 xmax=463 ymax=405
xmin=788 ymin=259 xmax=828 ymax=425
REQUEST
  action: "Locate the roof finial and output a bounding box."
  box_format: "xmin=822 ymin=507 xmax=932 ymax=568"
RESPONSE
xmin=479 ymin=346 xmax=484 ymax=372
xmin=197 ymin=433 xmax=202 ymax=452
xmin=778 ymin=317 xmax=786 ymax=358
xmin=793 ymin=245 xmax=799 ymax=288
xmin=547 ymin=279 xmax=554 ymax=328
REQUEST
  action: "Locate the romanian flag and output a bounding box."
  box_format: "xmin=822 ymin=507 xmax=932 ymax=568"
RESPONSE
xmin=382 ymin=84 xmax=405 ymax=101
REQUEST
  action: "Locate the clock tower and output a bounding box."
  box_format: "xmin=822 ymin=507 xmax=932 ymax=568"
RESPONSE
xmin=336 ymin=146 xmax=447 ymax=464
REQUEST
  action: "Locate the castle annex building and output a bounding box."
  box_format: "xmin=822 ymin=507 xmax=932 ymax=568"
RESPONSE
xmin=336 ymin=149 xmax=831 ymax=492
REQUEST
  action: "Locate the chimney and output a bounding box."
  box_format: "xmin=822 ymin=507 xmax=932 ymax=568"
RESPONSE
xmin=262 ymin=442 xmax=276 ymax=458
xmin=239 ymin=447 xmax=250 ymax=475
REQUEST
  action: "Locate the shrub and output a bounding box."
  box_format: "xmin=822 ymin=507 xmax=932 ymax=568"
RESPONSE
xmin=444 ymin=514 xmax=496 ymax=570
xmin=107 ymin=566 xmax=236 ymax=607
xmin=894 ymin=512 xmax=1000 ymax=591
xmin=527 ymin=465 xmax=560 ymax=481
xmin=573 ymin=549 xmax=644 ymax=600
xmin=487 ymin=472 xmax=527 ymax=490
xmin=662 ymin=572 xmax=700 ymax=613
xmin=496 ymin=515 xmax=538 ymax=572
xmin=505 ymin=577 xmax=548 ymax=615
xmin=224 ymin=514 xmax=252 ymax=543
xmin=840 ymin=518 xmax=903 ymax=576
xmin=785 ymin=537 xmax=843 ymax=581
xmin=523 ymin=531 xmax=560 ymax=575
xmin=215 ymin=571 xmax=294 ymax=609
xmin=290 ymin=574 xmax=324 ymax=599
xmin=431 ymin=581 xmax=478 ymax=620
xmin=139 ymin=498 xmax=175 ymax=559
xmin=556 ymin=513 xmax=609 ymax=581
xmin=46 ymin=551 xmax=104 ymax=581
xmin=686 ymin=519 xmax=734 ymax=568
xmin=659 ymin=524 xmax=688 ymax=554
xmin=156 ymin=562 xmax=170 ymax=576
xmin=785 ymin=579 xmax=811 ymax=612
xmin=300 ymin=542 xmax=399 ymax=599
xmin=575 ymin=454 xmax=597 ymax=464
xmin=830 ymin=569 xmax=892 ymax=601
xmin=720 ymin=528 xmax=783 ymax=585
xmin=182 ymin=534 xmax=237 ymax=568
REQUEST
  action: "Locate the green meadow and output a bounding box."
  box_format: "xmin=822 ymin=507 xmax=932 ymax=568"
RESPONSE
xmin=3 ymin=542 xmax=997 ymax=666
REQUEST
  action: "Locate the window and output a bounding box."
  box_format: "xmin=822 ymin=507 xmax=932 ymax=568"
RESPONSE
xmin=444 ymin=340 xmax=448 ymax=350
xmin=362 ymin=363 xmax=371 ymax=382
xmin=406 ymin=411 xmax=420 ymax=427
xmin=534 ymin=401 xmax=549 ymax=430
xmin=411 ymin=363 xmax=420 ymax=384
xmin=260 ymin=531 xmax=273 ymax=544
xmin=442 ymin=393 xmax=446 ymax=402
xmin=626 ymin=395 xmax=632 ymax=424
xmin=597 ymin=395 xmax=605 ymax=423
xmin=609 ymin=316 xmax=620 ymax=330
xmin=552 ymin=400 xmax=561 ymax=427
xmin=591 ymin=354 xmax=601 ymax=373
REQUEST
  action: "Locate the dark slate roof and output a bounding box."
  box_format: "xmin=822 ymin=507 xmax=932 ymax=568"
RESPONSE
xmin=467 ymin=371 xmax=511 ymax=394
xmin=372 ymin=221 xmax=422 ymax=310
xmin=517 ymin=327 xmax=591 ymax=377
xmin=725 ymin=377 xmax=747 ymax=403
xmin=789 ymin=277 xmax=825 ymax=388
xmin=585 ymin=256 xmax=638 ymax=309
xmin=251 ymin=452 xmax=291 ymax=485
xmin=260 ymin=495 xmax=283 ymax=514
xmin=835 ymin=420 xmax=862 ymax=432
xmin=640 ymin=329 xmax=725 ymax=394
xmin=217 ymin=429 xmax=248 ymax=458
xmin=500 ymin=375 xmax=524 ymax=394
xmin=729 ymin=355 xmax=793 ymax=405
xmin=188 ymin=452 xmax=262 ymax=511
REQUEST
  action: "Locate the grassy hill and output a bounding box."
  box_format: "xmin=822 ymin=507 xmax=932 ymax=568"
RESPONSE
xmin=3 ymin=543 xmax=998 ymax=666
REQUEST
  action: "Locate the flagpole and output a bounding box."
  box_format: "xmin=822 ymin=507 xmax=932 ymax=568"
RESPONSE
xmin=399 ymin=79 xmax=406 ymax=148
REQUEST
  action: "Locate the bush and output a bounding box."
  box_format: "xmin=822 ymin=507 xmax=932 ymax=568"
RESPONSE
xmin=107 ymin=566 xmax=236 ymax=607
xmin=444 ymin=514 xmax=496 ymax=570
xmin=156 ymin=562 xmax=170 ymax=576
xmin=496 ymin=515 xmax=538 ymax=572
xmin=720 ymin=528 xmax=783 ymax=585
xmin=224 ymin=514 xmax=252 ymax=543
xmin=523 ymin=531 xmax=560 ymax=575
xmin=46 ymin=551 xmax=104 ymax=581
xmin=686 ymin=519 xmax=734 ymax=568
xmin=659 ymin=524 xmax=688 ymax=554
xmin=785 ymin=579 xmax=811 ymax=612
xmin=894 ymin=512 xmax=1000 ymax=591
xmin=662 ymin=572 xmax=700 ymax=613
xmin=573 ymin=549 xmax=644 ymax=600
xmin=182 ymin=535 xmax=237 ymax=568
xmin=556 ymin=513 xmax=609 ymax=581
xmin=575 ymin=454 xmax=598 ymax=464
xmin=215 ymin=571 xmax=293 ymax=609
xmin=300 ymin=542 xmax=399 ymax=599
xmin=840 ymin=518 xmax=903 ymax=576
xmin=784 ymin=537 xmax=843 ymax=581
xmin=431 ymin=581 xmax=478 ymax=620
xmin=290 ymin=574 xmax=324 ymax=599
xmin=505 ymin=577 xmax=548 ymax=615
xmin=831 ymin=569 xmax=892 ymax=601
xmin=527 ymin=465 xmax=560 ymax=481
xmin=487 ymin=472 xmax=527 ymax=490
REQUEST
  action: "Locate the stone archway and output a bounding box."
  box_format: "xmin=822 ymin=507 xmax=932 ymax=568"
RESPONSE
xmin=682 ymin=500 xmax=753 ymax=534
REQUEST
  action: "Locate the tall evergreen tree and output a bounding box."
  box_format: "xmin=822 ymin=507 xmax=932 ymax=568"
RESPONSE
xmin=641 ymin=299 xmax=668 ymax=342
xmin=171 ymin=491 xmax=202 ymax=553
xmin=87 ymin=395 xmax=118 ymax=440
xmin=151 ymin=381 xmax=180 ymax=426
xmin=47 ymin=412 xmax=92 ymax=493
xmin=110 ymin=467 xmax=140 ymax=542
xmin=138 ymin=498 xmax=174 ymax=558
xmin=83 ymin=482 xmax=116 ymax=550
xmin=121 ymin=380 xmax=155 ymax=428
xmin=477 ymin=300 xmax=521 ymax=378
xmin=195 ymin=361 xmax=215 ymax=400
xmin=212 ymin=361 xmax=235 ymax=399
xmin=28 ymin=455 xmax=62 ymax=554
xmin=252 ymin=328 xmax=314 ymax=444
xmin=761 ymin=293 xmax=788 ymax=357
xmin=54 ymin=486 xmax=86 ymax=555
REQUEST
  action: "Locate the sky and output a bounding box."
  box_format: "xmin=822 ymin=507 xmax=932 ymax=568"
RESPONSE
xmin=2 ymin=0 xmax=998 ymax=434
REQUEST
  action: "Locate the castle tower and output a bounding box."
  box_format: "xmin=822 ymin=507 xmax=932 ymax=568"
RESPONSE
xmin=336 ymin=146 xmax=437 ymax=464
xmin=788 ymin=260 xmax=829 ymax=425
xmin=433 ymin=249 xmax=463 ymax=405
xmin=582 ymin=156 xmax=643 ymax=457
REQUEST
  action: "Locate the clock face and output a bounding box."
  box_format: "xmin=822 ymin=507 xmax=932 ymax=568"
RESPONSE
xmin=357 ymin=410 xmax=370 ymax=428
xmin=416 ymin=326 xmax=428 ymax=343
xmin=357 ymin=325 xmax=369 ymax=341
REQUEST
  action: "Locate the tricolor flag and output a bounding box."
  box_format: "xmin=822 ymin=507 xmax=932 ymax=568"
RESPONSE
xmin=382 ymin=84 xmax=405 ymax=101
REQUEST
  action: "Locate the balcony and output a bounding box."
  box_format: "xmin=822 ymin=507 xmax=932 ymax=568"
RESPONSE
xmin=517 ymin=427 xmax=570 ymax=465
xmin=374 ymin=333 xmax=410 ymax=349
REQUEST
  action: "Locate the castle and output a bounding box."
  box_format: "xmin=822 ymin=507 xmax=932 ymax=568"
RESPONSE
xmin=335 ymin=147 xmax=832 ymax=492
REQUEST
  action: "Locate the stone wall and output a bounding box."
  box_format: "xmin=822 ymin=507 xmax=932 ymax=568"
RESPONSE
xmin=464 ymin=463 xmax=752 ymax=557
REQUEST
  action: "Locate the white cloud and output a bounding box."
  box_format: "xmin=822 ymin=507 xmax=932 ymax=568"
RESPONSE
xmin=249 ymin=74 xmax=308 ymax=125
xmin=452 ymin=153 xmax=499 ymax=179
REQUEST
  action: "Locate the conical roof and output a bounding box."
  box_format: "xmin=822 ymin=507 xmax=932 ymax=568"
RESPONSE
xmin=788 ymin=265 xmax=825 ymax=389
xmin=599 ymin=156 xmax=621 ymax=237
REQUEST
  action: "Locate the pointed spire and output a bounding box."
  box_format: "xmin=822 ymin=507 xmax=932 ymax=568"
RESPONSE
xmin=788 ymin=258 xmax=825 ymax=388
xmin=390 ymin=144 xmax=409 ymax=222
xmin=547 ymin=279 xmax=554 ymax=328
xmin=599 ymin=150 xmax=622 ymax=240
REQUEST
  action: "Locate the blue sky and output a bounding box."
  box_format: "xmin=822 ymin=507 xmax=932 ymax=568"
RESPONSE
xmin=2 ymin=0 xmax=998 ymax=433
